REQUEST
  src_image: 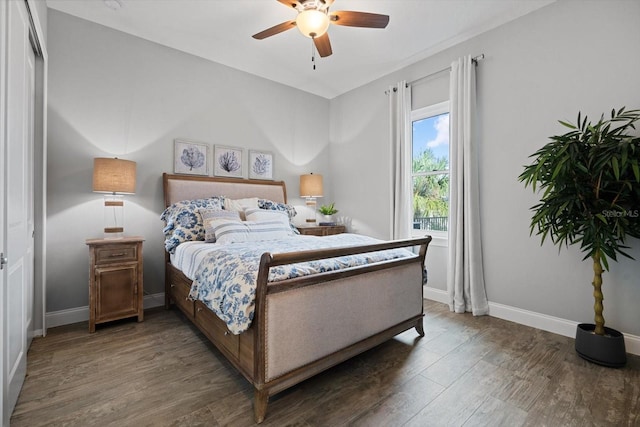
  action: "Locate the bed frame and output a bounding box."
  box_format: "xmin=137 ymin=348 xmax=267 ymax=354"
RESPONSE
xmin=162 ymin=173 xmax=432 ymax=423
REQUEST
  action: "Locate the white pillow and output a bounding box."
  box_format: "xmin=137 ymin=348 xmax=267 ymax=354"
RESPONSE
xmin=224 ymin=197 xmax=259 ymax=220
xmin=211 ymin=218 xmax=294 ymax=244
xmin=199 ymin=209 xmax=242 ymax=242
xmin=245 ymin=208 xmax=289 ymax=223
xmin=245 ymin=208 xmax=299 ymax=235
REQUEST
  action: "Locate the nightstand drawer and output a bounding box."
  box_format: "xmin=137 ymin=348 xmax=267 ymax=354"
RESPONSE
xmin=297 ymin=225 xmax=346 ymax=236
xmin=95 ymin=244 xmax=137 ymax=265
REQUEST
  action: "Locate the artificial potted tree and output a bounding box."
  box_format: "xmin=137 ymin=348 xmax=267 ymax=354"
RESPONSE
xmin=519 ymin=107 xmax=640 ymax=367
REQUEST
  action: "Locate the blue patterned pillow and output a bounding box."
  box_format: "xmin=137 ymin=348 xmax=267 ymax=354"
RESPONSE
xmin=257 ymin=199 xmax=300 ymax=235
xmin=161 ymin=196 xmax=225 ymax=252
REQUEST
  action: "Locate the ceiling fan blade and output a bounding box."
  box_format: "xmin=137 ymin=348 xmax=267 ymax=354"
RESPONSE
xmin=252 ymin=20 xmax=296 ymax=40
xmin=314 ymin=33 xmax=332 ymax=57
xmin=330 ymin=11 xmax=390 ymax=28
xmin=277 ymin=0 xmax=301 ymax=9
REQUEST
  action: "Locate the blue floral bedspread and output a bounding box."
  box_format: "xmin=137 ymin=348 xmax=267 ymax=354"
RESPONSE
xmin=189 ymin=234 xmax=419 ymax=335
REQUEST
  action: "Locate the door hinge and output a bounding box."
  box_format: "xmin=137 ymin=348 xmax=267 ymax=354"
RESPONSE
xmin=0 ymin=252 xmax=7 ymax=270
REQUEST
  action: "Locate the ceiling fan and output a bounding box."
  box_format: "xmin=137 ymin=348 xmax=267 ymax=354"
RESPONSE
xmin=252 ymin=0 xmax=389 ymax=58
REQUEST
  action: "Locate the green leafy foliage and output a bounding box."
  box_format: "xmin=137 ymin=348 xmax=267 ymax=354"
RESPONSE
xmin=519 ymin=107 xmax=640 ymax=267
xmin=520 ymin=108 xmax=640 ymax=334
xmin=413 ymin=148 xmax=449 ymax=218
xmin=318 ymin=203 xmax=338 ymax=215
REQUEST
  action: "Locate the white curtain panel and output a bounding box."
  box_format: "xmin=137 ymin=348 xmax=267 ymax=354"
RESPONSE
xmin=388 ymin=81 xmax=413 ymax=240
xmin=447 ymin=56 xmax=489 ymax=315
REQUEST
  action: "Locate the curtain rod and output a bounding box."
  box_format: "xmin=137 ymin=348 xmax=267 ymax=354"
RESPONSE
xmin=386 ymin=54 xmax=485 ymax=94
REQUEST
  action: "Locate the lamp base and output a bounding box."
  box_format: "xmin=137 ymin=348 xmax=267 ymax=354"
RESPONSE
xmin=304 ymin=197 xmax=318 ymax=224
xmin=104 ymin=227 xmax=124 ymax=239
xmin=103 ymin=194 xmax=125 ymax=239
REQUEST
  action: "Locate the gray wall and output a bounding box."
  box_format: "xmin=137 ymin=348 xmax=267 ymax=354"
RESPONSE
xmin=47 ymin=1 xmax=640 ymax=336
xmin=329 ymin=0 xmax=640 ymax=335
xmin=46 ymin=10 xmax=331 ymax=312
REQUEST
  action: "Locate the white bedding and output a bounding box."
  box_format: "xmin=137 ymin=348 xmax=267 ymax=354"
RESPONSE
xmin=170 ymin=241 xmax=217 ymax=281
xmin=170 ymin=235 xmax=332 ymax=280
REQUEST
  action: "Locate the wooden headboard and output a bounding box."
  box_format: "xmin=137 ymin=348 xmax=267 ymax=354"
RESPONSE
xmin=163 ymin=173 xmax=288 ymax=207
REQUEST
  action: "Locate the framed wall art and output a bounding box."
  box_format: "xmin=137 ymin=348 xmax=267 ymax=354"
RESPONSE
xmin=174 ymin=139 xmax=208 ymax=176
xmin=248 ymin=150 xmax=273 ymax=180
xmin=213 ymin=145 xmax=243 ymax=178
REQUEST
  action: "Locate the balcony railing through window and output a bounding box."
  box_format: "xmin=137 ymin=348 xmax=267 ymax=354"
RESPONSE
xmin=413 ymin=216 xmax=448 ymax=232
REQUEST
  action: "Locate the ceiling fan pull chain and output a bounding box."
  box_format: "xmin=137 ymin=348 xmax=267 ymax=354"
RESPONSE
xmin=311 ymin=38 xmax=316 ymax=70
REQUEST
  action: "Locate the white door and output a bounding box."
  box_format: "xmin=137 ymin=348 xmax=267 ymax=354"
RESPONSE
xmin=0 ymin=2 xmax=6 ymax=426
xmin=25 ymin=12 xmax=35 ymax=349
xmin=3 ymin=0 xmax=35 ymax=423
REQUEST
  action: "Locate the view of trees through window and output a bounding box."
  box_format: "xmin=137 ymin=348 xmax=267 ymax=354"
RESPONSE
xmin=412 ymin=110 xmax=449 ymax=233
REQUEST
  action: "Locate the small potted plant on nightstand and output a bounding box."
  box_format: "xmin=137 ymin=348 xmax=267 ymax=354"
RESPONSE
xmin=318 ymin=203 xmax=338 ymax=225
xmin=519 ymin=107 xmax=640 ymax=367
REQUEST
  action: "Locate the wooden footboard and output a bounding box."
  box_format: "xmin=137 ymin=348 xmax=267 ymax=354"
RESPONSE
xmin=166 ymin=237 xmax=431 ymax=423
xmin=250 ymin=237 xmax=431 ymax=422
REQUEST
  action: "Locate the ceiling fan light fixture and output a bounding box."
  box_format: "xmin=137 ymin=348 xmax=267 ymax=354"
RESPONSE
xmin=296 ymin=9 xmax=330 ymax=38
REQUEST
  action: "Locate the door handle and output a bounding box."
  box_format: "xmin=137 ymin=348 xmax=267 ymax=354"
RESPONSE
xmin=0 ymin=252 xmax=7 ymax=270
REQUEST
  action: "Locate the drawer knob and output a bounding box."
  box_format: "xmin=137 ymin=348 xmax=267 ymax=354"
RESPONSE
xmin=197 ymin=307 xmax=202 ymax=313
xmin=224 ymin=331 xmax=229 ymax=336
xmin=109 ymin=252 xmax=125 ymax=257
xmin=170 ymin=284 xmax=175 ymax=288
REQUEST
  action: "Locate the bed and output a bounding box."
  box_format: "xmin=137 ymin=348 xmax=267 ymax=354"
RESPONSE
xmin=162 ymin=173 xmax=432 ymax=423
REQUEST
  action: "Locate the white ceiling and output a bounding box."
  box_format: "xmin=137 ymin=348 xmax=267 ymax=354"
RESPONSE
xmin=46 ymin=0 xmax=554 ymax=99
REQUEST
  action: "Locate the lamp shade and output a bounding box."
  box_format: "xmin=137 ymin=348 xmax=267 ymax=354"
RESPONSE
xmin=93 ymin=157 xmax=137 ymax=194
xmin=296 ymin=9 xmax=330 ymax=38
xmin=300 ymin=173 xmax=323 ymax=198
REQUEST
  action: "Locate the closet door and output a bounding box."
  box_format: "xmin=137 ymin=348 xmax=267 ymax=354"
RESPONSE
xmin=2 ymin=0 xmax=35 ymax=422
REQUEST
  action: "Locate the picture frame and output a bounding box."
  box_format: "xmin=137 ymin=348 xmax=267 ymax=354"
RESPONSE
xmin=213 ymin=145 xmax=244 ymax=178
xmin=174 ymin=139 xmax=209 ymax=176
xmin=248 ymin=150 xmax=274 ymax=180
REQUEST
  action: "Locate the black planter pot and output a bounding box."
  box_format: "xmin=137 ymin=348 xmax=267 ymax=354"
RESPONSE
xmin=575 ymin=323 xmax=627 ymax=368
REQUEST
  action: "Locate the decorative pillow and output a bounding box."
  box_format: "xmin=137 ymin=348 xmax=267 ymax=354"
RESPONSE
xmin=244 ymin=208 xmax=289 ymax=223
xmin=210 ymin=218 xmax=294 ymax=244
xmin=200 ymin=209 xmax=242 ymax=242
xmin=160 ymin=196 xmax=225 ymax=253
xmin=224 ymin=197 xmax=260 ymax=220
xmin=258 ymin=199 xmax=297 ymax=220
xmin=257 ymin=199 xmax=300 ymax=234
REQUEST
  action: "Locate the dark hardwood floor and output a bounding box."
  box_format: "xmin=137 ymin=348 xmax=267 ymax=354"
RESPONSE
xmin=11 ymin=300 xmax=640 ymax=426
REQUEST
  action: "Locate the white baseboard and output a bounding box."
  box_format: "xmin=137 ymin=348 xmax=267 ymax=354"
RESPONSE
xmin=423 ymin=286 xmax=640 ymax=356
xmin=423 ymin=286 xmax=449 ymax=304
xmin=45 ymin=288 xmax=640 ymax=357
xmin=45 ymin=293 xmax=165 ymax=329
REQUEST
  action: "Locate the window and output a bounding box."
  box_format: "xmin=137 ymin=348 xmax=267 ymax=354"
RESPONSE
xmin=410 ymin=101 xmax=449 ymax=238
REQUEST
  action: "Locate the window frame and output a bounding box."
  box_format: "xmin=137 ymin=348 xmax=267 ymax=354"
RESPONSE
xmin=410 ymin=101 xmax=450 ymax=241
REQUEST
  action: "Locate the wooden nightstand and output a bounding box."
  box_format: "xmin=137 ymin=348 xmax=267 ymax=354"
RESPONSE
xmin=296 ymin=225 xmax=346 ymax=236
xmin=86 ymin=236 xmax=144 ymax=333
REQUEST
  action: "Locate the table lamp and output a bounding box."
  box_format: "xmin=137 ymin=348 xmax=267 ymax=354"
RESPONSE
xmin=299 ymin=173 xmax=323 ymax=224
xmin=93 ymin=157 xmax=136 ymax=239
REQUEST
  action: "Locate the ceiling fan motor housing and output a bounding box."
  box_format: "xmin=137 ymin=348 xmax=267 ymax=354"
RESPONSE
xmin=297 ymin=0 xmax=330 ymax=12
